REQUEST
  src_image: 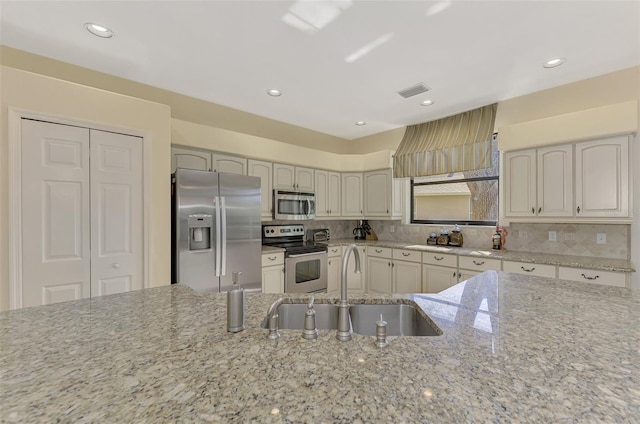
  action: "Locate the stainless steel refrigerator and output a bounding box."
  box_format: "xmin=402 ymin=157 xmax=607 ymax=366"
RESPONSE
xmin=172 ymin=168 xmax=262 ymax=293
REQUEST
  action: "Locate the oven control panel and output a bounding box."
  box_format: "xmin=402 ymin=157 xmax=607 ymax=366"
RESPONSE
xmin=263 ymin=224 xmax=305 ymax=238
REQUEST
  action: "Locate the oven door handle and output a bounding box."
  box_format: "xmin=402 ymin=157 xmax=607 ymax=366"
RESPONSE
xmin=287 ymin=252 xmax=325 ymax=258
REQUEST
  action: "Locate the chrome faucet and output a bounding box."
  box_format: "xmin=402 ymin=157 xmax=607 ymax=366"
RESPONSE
xmin=336 ymin=244 xmax=361 ymax=341
xmin=261 ymin=297 xmax=285 ymax=339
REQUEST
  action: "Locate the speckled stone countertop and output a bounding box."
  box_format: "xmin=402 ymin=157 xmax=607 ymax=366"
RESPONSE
xmin=327 ymin=238 xmax=635 ymax=273
xmin=2 ymin=272 xmax=639 ymax=422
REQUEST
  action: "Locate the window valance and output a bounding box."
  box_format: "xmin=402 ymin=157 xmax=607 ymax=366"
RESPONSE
xmin=393 ymin=103 xmax=497 ymax=178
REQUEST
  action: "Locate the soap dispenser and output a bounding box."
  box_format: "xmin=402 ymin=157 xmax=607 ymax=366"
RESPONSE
xmin=227 ymin=272 xmax=246 ymax=333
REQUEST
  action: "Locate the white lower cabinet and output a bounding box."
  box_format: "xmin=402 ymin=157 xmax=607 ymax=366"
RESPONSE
xmin=366 ymin=247 xmax=421 ymax=294
xmin=558 ymin=266 xmax=627 ymax=288
xmin=503 ymin=260 xmax=557 ymax=278
xmin=327 ymin=246 xmax=342 ymax=294
xmin=422 ymin=265 xmax=459 ymax=293
xmin=346 ymin=246 xmax=367 ymax=292
xmin=261 ymin=252 xmax=284 ymax=293
xmin=367 ymin=246 xmax=393 ymax=294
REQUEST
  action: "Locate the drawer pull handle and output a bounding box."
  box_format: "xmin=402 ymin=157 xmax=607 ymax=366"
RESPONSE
xmin=472 ymin=260 xmax=485 ymax=266
xmin=402 ymin=252 xmax=410 ymax=257
xmin=434 ymin=256 xmax=444 ymax=261
xmin=375 ymin=249 xmax=383 ymax=253
xmin=268 ymin=256 xmax=277 ymax=261
xmin=581 ymin=273 xmax=599 ymax=281
xmin=331 ymin=248 xmax=339 ymax=253
xmin=521 ymin=266 xmax=535 ymax=272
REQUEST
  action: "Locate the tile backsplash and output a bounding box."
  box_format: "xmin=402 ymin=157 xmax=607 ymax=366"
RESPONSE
xmin=269 ymin=220 xmax=630 ymax=260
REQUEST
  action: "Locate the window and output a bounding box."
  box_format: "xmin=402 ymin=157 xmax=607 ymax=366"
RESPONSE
xmin=410 ymin=137 xmax=499 ymax=225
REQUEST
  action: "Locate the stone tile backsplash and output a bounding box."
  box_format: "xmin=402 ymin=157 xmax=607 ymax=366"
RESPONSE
xmin=270 ymin=220 xmax=630 ymax=260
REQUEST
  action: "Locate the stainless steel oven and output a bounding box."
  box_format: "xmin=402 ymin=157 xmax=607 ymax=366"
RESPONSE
xmin=285 ymin=250 xmax=327 ymax=294
xmin=262 ymin=224 xmax=327 ymax=293
xmin=273 ymin=190 xmax=316 ymax=220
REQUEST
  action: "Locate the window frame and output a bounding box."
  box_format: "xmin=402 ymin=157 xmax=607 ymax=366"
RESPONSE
xmin=410 ymin=175 xmax=499 ymax=226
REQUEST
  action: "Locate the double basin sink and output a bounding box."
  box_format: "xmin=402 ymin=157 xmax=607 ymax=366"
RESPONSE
xmin=263 ymin=302 xmax=442 ymax=337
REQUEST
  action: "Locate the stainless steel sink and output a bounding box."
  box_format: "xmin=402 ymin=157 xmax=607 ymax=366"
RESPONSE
xmin=262 ymin=302 xmax=441 ymax=337
xmin=349 ymin=304 xmax=441 ymax=336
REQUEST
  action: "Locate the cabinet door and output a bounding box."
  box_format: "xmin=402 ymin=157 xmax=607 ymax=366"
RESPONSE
xmin=295 ymin=167 xmax=314 ymax=191
xmin=364 ymin=170 xmax=391 ymax=216
xmin=273 ymin=163 xmax=295 ymax=190
xmin=262 ymin=265 xmax=284 ymax=293
xmin=315 ymin=170 xmax=329 ymax=217
xmin=504 ymin=150 xmax=536 ymax=217
xmin=537 ymin=145 xmax=573 ymax=217
xmin=248 ymin=160 xmax=273 ymax=220
xmin=328 ymin=172 xmax=341 ymax=217
xmin=211 ymin=153 xmax=247 ymax=175
xmin=393 ymin=261 xmax=421 ymax=294
xmin=575 ymin=136 xmax=629 ymax=217
xmin=367 ymin=257 xmax=392 ymax=294
xmin=346 ymin=246 xmax=366 ymax=291
xmin=171 ymin=146 xmax=211 ymax=172
xmin=341 ymin=173 xmax=363 ymax=217
xmin=422 ymin=265 xmax=458 ymax=293
xmin=327 ymin=256 xmax=341 ymax=293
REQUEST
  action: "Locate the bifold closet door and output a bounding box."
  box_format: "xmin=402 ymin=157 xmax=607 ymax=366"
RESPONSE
xmin=21 ymin=119 xmax=91 ymax=307
xmin=90 ymin=129 xmax=143 ymax=297
xmin=20 ymin=119 xmax=143 ymax=308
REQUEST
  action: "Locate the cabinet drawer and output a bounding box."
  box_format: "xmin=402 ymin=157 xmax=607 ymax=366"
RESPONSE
xmin=393 ymin=248 xmax=421 ymax=263
xmin=422 ymin=252 xmax=457 ymax=268
xmin=261 ymin=252 xmax=284 ymax=266
xmin=458 ymin=256 xmax=501 ymax=272
xmin=367 ymin=246 xmax=392 ymax=258
xmin=503 ymin=261 xmax=556 ymax=278
xmin=558 ymin=266 xmax=627 ymax=288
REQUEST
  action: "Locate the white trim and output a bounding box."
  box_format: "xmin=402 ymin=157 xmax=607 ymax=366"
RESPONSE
xmin=7 ymin=107 xmax=152 ymax=309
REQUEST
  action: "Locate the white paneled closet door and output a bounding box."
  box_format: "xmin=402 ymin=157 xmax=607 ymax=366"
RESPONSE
xmin=21 ymin=120 xmax=91 ymax=307
xmin=20 ymin=119 xmax=143 ymax=308
xmin=90 ymin=130 xmax=143 ymax=297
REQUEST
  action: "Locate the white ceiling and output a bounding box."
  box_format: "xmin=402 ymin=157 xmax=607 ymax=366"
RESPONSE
xmin=1 ymin=1 xmax=639 ymax=140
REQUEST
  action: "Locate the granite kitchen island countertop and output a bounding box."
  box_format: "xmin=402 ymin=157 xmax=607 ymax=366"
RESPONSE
xmin=1 ymin=272 xmax=639 ymax=422
xmin=327 ymin=238 xmax=635 ymax=273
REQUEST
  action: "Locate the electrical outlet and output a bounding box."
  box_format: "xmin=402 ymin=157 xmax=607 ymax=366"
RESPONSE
xmin=565 ymin=233 xmax=575 ymax=241
xmin=548 ymin=231 xmax=557 ymax=242
xmin=596 ymin=233 xmax=606 ymax=244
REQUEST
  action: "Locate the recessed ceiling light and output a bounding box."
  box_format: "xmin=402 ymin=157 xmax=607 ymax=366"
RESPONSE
xmin=355 ymin=121 xmax=366 ymax=126
xmin=267 ymin=89 xmax=282 ymax=97
xmin=421 ymin=100 xmax=435 ymax=106
xmin=543 ymin=57 xmax=566 ymax=68
xmin=85 ymin=23 xmax=114 ymax=38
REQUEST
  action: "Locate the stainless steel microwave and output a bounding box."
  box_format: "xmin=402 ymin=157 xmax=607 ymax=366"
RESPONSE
xmin=273 ymin=190 xmax=316 ymax=220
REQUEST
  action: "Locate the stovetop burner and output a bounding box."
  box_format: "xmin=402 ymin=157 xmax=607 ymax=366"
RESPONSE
xmin=262 ymin=224 xmax=328 ymax=255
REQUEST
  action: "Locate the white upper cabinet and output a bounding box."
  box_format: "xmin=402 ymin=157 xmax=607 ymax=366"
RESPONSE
xmin=341 ymin=173 xmax=363 ymax=217
xmin=575 ymin=136 xmax=630 ymax=218
xmin=171 ymin=146 xmax=211 ymax=172
xmin=248 ymin=159 xmax=273 ymax=220
xmin=504 ymin=149 xmax=536 ymax=217
xmin=536 ymin=145 xmax=573 ymax=217
xmin=315 ymin=170 xmax=341 ymax=218
xmin=504 ymin=135 xmax=631 ymax=221
xmin=273 ymin=164 xmax=314 ymax=191
xmin=363 ymin=169 xmax=402 ymax=219
xmin=211 ymin=153 xmax=247 ymax=175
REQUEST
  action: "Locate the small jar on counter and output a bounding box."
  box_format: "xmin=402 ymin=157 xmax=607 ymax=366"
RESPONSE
xmin=448 ymin=224 xmax=463 ymax=247
xmin=427 ymin=232 xmax=438 ymax=245
xmin=436 ymin=228 xmax=449 ymax=246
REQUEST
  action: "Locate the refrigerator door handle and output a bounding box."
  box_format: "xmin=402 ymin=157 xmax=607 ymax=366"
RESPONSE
xmin=214 ymin=196 xmax=222 ymax=277
xmin=221 ymin=196 xmax=227 ymax=276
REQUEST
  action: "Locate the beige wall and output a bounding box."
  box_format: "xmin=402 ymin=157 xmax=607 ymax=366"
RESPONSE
xmin=0 ymin=66 xmax=172 ymax=310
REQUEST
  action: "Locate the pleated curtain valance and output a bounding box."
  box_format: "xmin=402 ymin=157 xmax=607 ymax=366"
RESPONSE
xmin=393 ymin=103 xmax=497 ymax=178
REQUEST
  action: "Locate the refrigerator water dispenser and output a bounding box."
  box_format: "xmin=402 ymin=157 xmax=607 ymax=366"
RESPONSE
xmin=188 ymin=214 xmax=212 ymax=250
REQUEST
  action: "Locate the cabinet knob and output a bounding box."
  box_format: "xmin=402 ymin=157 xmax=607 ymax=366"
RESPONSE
xmin=538 ymin=207 xmax=542 ymax=214
xmin=577 ymin=206 xmax=581 ymax=214
xmin=531 ymin=207 xmax=535 ymax=214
